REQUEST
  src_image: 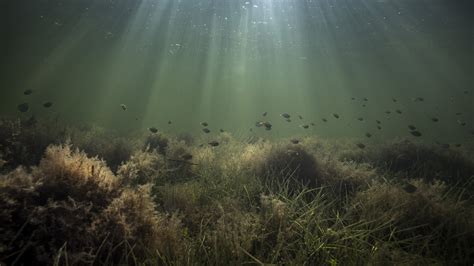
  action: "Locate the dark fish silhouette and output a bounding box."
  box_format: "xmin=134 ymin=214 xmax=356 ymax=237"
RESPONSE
xmin=357 ymin=117 xmax=364 ymax=121
xmin=322 ymin=118 xmax=328 ymax=122
xmin=43 ymin=102 xmax=53 ymax=108
xmin=377 ymin=126 xmax=382 ymax=130
xmin=385 ymin=110 xmax=391 ymax=114
xmin=408 ymin=125 xmax=416 ymax=130
xmin=120 ymin=104 xmax=127 ymax=111
xmin=333 ymin=113 xmax=340 ymax=119
xmin=395 ymin=109 xmax=402 ymax=114
xmin=356 ymin=143 xmax=366 ymax=149
xmin=392 ymin=98 xmax=397 ymax=102
xmin=410 ymin=130 xmax=422 ymax=137
xmin=431 ymin=117 xmax=439 ymax=122
xmin=298 ymin=115 xmax=303 ymax=120
xmin=262 ymin=112 xmax=267 ymax=117
xmin=23 ymin=89 xmax=33 ymax=95
xmin=414 ymin=97 xmax=424 ymax=102
xmin=365 ymin=133 xmax=372 ymax=138
xmin=208 ymin=141 xmax=219 ymax=147
xmin=300 ymin=124 xmax=309 ymax=129
xmin=17 ymin=103 xmax=29 ymax=112
xmin=202 ymin=128 xmax=211 ymax=133
xmin=149 ymin=127 xmax=158 ymax=133
xmin=263 ymin=122 xmax=272 ymax=130
xmin=376 ymin=120 xmax=381 ymax=124
xmin=201 ymin=122 xmax=208 ymax=127
xmin=220 ymin=129 xmax=225 ymax=133
xmin=168 ymin=120 xmax=172 ymax=125
xmin=281 ymin=113 xmax=290 ymax=119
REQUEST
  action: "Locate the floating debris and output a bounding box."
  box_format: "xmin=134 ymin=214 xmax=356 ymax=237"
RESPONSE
xmin=17 ymin=103 xmax=29 ymax=112
xmin=290 ymin=138 xmax=300 ymax=144
xmin=365 ymin=133 xmax=372 ymax=138
xmin=149 ymin=127 xmax=158 ymax=133
xmin=208 ymin=140 xmax=219 ymax=147
xmin=23 ymin=89 xmax=33 ymax=95
xmin=281 ymin=113 xmax=291 ymax=119
xmin=202 ymin=128 xmax=211 ymax=133
xmin=333 ymin=113 xmax=340 ymax=119
xmin=356 ymin=143 xmax=366 ymax=149
xmin=408 ymin=125 xmax=416 ymax=130
xmin=300 ymin=124 xmax=309 ymax=129
xmin=120 ymin=104 xmax=127 ymax=111
xmin=43 ymin=102 xmax=53 ymax=108
xmin=201 ymin=122 xmax=208 ymax=127
xmin=410 ymin=130 xmax=422 ymax=137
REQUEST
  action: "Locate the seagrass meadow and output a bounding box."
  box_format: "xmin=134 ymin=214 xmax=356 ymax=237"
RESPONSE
xmin=0 ymin=0 xmax=473 ymax=265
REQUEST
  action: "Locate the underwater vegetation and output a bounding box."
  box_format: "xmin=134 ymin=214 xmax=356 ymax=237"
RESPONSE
xmin=0 ymin=117 xmax=473 ymax=265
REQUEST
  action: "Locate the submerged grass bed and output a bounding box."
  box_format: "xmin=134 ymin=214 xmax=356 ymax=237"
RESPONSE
xmin=0 ymin=118 xmax=473 ymax=265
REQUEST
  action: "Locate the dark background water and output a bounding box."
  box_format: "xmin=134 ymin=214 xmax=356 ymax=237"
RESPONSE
xmin=0 ymin=0 xmax=472 ymax=141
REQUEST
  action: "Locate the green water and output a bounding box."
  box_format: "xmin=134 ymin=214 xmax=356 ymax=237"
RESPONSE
xmin=0 ymin=0 xmax=472 ymax=141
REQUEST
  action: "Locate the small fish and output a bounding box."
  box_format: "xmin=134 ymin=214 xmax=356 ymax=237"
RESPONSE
xmin=322 ymin=118 xmax=328 ymax=122
xmin=457 ymin=120 xmax=466 ymax=126
xmin=181 ymin=153 xmax=193 ymax=160
xmin=376 ymin=120 xmax=381 ymax=124
xmin=219 ymin=129 xmax=225 ymax=133
xmin=263 ymin=122 xmax=272 ymax=130
xmin=298 ymin=115 xmax=303 ymax=120
xmin=310 ymin=122 xmax=315 ymax=126
xmin=201 ymin=122 xmax=208 ymax=127
xmin=377 ymin=126 xmax=382 ymax=130
xmin=392 ymin=98 xmax=397 ymax=102
xmin=43 ymin=102 xmax=53 ymax=108
xmin=17 ymin=103 xmax=29 ymax=112
xmin=285 ymin=119 xmax=291 ymax=123
xmin=262 ymin=112 xmax=267 ymax=117
xmin=414 ymin=97 xmax=424 ymax=102
xmin=365 ymin=133 xmax=372 ymax=138
xmin=363 ymin=98 xmax=368 ymax=101
xmin=202 ymin=128 xmax=211 ymax=133
xmin=120 ymin=104 xmax=127 ymax=111
xmin=300 ymin=124 xmax=309 ymax=129
xmin=385 ymin=110 xmax=391 ymax=114
xmin=356 ymin=143 xmax=366 ymax=149
xmin=208 ymin=140 xmax=219 ymax=147
xmin=281 ymin=113 xmax=291 ymax=119
xmin=362 ymin=104 xmax=366 ymax=108
xmin=431 ymin=117 xmax=439 ymax=122
xmin=357 ymin=117 xmax=364 ymax=121
xmin=395 ymin=109 xmax=402 ymax=114
xmin=333 ymin=113 xmax=340 ymax=119
xmin=408 ymin=125 xmax=416 ymax=130
xmin=410 ymin=130 xmax=422 ymax=137
xmin=351 ymin=97 xmax=356 ymax=100
xmin=168 ymin=120 xmax=172 ymax=125
xmin=402 ymin=183 xmax=417 ymax=193
xmin=463 ymin=90 xmax=469 ymax=94
xmin=290 ymin=138 xmax=300 ymax=144
xmin=23 ymin=89 xmax=33 ymax=95
xmin=149 ymin=127 xmax=158 ymax=133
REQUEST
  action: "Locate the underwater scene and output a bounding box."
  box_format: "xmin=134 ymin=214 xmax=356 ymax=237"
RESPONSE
xmin=0 ymin=0 xmax=473 ymax=265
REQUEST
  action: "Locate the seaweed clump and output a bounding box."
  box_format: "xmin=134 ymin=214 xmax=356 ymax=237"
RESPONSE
xmin=0 ymin=144 xmax=183 ymax=265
